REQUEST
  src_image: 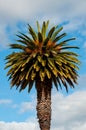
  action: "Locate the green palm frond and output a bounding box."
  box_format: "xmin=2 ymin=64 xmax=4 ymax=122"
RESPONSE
xmin=41 ymin=21 xmax=46 ymax=40
xmin=9 ymin=44 xmax=25 ymax=50
xmin=19 ymin=79 xmax=28 ymax=92
xmin=17 ymin=32 xmax=32 ymax=42
xmin=38 ymin=32 xmax=43 ymax=43
xmin=47 ymin=26 xmax=55 ymax=39
xmin=36 ymin=21 xmax=41 ymax=32
xmin=61 ymin=77 xmax=68 ymax=92
xmin=43 ymin=37 xmax=49 ymax=46
xmin=53 ymin=33 xmax=67 ymax=42
xmin=28 ymin=80 xmax=34 ymax=93
xmin=25 ymin=66 xmax=33 ymax=80
xmin=52 ymin=76 xmax=58 ymax=90
xmin=51 ymin=26 xmax=63 ymax=40
xmin=16 ymin=32 xmax=36 ymax=50
xmin=53 ymin=38 xmax=76 ymax=50
xmin=28 ymin=24 xmax=37 ymax=41
xmin=61 ymin=46 xmax=79 ymax=50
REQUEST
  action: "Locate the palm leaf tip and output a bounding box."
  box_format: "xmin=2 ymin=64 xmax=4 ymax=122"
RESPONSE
xmin=28 ymin=24 xmax=37 ymax=41
xmin=36 ymin=21 xmax=41 ymax=32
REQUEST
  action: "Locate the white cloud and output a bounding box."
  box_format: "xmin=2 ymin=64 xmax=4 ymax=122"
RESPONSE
xmin=0 ymin=23 xmax=9 ymax=49
xmin=0 ymin=99 xmax=12 ymax=105
xmin=0 ymin=0 xmax=86 ymax=21
xmin=0 ymin=0 xmax=45 ymax=21
xmin=0 ymin=0 xmax=86 ymax=49
xmin=19 ymin=101 xmax=35 ymax=114
xmin=51 ymin=91 xmax=86 ymax=130
xmin=0 ymin=121 xmax=38 ymax=130
xmin=0 ymin=91 xmax=86 ymax=130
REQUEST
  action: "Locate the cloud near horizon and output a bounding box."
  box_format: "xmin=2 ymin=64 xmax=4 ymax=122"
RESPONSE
xmin=0 ymin=121 xmax=37 ymax=130
xmin=0 ymin=90 xmax=86 ymax=130
xmin=52 ymin=91 xmax=86 ymax=130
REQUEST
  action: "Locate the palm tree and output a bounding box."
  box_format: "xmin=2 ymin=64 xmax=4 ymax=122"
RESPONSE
xmin=5 ymin=21 xmax=80 ymax=130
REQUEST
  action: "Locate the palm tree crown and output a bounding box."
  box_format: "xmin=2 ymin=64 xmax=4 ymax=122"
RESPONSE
xmin=5 ymin=20 xmax=80 ymax=92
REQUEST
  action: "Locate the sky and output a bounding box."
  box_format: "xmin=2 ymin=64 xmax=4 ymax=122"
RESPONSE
xmin=0 ymin=0 xmax=86 ymax=130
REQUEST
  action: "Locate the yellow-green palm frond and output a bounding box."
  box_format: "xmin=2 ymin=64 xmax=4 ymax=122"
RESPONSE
xmin=5 ymin=20 xmax=80 ymax=92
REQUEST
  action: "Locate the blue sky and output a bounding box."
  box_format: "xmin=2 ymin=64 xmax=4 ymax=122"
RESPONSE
xmin=0 ymin=0 xmax=86 ymax=130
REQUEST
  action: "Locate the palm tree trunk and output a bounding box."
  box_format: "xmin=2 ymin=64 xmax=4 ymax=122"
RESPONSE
xmin=36 ymin=77 xmax=52 ymax=130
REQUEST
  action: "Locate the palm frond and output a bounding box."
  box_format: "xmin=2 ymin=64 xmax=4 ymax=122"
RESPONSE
xmin=61 ymin=77 xmax=68 ymax=92
xmin=47 ymin=26 xmax=55 ymax=39
xmin=18 ymin=32 xmax=33 ymax=42
xmin=51 ymin=26 xmax=63 ymax=40
xmin=52 ymin=76 xmax=58 ymax=91
xmin=43 ymin=37 xmax=49 ymax=46
xmin=16 ymin=33 xmax=36 ymax=48
xmin=25 ymin=66 xmax=33 ymax=80
xmin=45 ymin=68 xmax=51 ymax=79
xmin=56 ymin=77 xmax=62 ymax=90
xmin=61 ymin=46 xmax=79 ymax=50
xmin=41 ymin=20 xmax=49 ymax=40
xmin=66 ymin=78 xmax=75 ymax=88
xmin=36 ymin=21 xmax=41 ymax=32
xmin=9 ymin=44 xmax=25 ymax=50
xmin=38 ymin=32 xmax=43 ymax=43
xmin=28 ymin=81 xmax=34 ymax=93
xmin=53 ymin=33 xmax=67 ymax=42
xmin=41 ymin=21 xmax=46 ymax=40
xmin=19 ymin=80 xmax=28 ymax=92
xmin=54 ymin=38 xmax=76 ymax=48
xmin=28 ymin=24 xmax=37 ymax=41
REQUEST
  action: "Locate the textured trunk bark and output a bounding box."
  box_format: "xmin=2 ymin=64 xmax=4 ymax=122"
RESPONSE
xmin=36 ymin=77 xmax=52 ymax=130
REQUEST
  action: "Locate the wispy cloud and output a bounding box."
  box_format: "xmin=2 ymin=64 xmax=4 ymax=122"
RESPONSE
xmin=83 ymin=42 xmax=86 ymax=48
xmin=0 ymin=99 xmax=12 ymax=105
xmin=19 ymin=101 xmax=35 ymax=114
